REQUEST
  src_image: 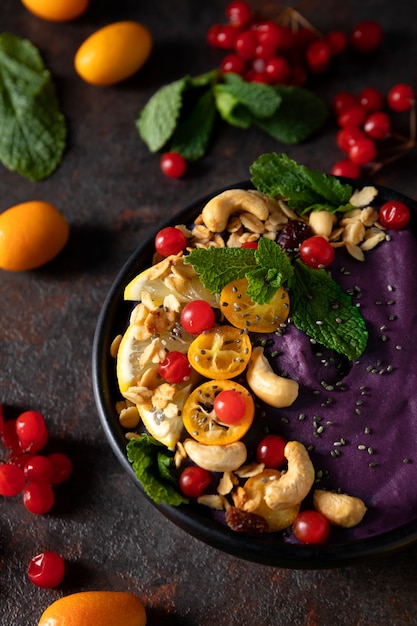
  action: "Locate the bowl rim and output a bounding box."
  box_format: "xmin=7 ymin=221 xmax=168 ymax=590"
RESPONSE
xmin=92 ymin=178 xmax=417 ymax=568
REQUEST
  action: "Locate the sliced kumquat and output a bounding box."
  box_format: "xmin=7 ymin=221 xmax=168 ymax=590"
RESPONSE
xmin=187 ymin=325 xmax=252 ymax=379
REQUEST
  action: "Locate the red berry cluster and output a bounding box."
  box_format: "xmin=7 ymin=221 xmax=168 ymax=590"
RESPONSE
xmin=207 ymin=1 xmax=383 ymax=86
xmin=0 ymin=404 xmax=73 ymax=515
xmin=330 ymin=83 xmax=416 ymax=178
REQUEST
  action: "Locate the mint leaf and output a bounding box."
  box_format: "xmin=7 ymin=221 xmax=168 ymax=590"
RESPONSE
xmin=0 ymin=33 xmax=66 ymax=181
xmin=170 ymin=88 xmax=217 ymax=161
xmin=215 ymin=72 xmax=282 ymax=120
xmin=254 ymin=85 xmax=328 ymax=144
xmin=288 ymin=260 xmax=368 ymax=360
xmin=127 ymin=435 xmax=188 ymax=506
xmin=245 ymin=237 xmax=294 ymax=304
xmin=214 ymin=89 xmax=253 ymax=128
xmin=185 ymin=246 xmax=257 ymax=293
xmin=136 ymin=76 xmax=189 ymax=152
xmin=250 ymin=153 xmax=354 ymax=215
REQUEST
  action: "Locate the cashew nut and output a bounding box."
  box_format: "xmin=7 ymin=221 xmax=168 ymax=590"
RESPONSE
xmin=308 ymin=210 xmax=337 ymax=238
xmin=201 ymin=189 xmax=269 ymax=233
xmin=313 ymin=489 xmax=367 ymax=528
xmin=246 ymin=346 xmax=299 ymax=408
xmin=183 ymin=438 xmax=247 ymax=472
xmin=264 ymin=441 xmax=315 ymax=510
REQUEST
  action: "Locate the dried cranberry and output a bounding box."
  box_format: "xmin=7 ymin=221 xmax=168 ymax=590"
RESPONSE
xmin=277 ymin=220 xmax=313 ymax=253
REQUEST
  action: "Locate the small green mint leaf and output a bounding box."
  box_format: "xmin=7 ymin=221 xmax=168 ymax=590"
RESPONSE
xmin=250 ymin=153 xmax=354 ymax=215
xmin=0 ymin=33 xmax=66 ymax=181
xmin=185 ymin=246 xmax=257 ymax=294
xmin=254 ymin=85 xmax=327 ymax=145
xmin=254 ymin=237 xmax=294 ymax=285
xmin=136 ymin=76 xmax=189 ymax=152
xmin=288 ymin=260 xmax=368 ymax=360
xmin=245 ymin=267 xmax=280 ymax=305
xmin=214 ymin=88 xmax=253 ymax=128
xmin=170 ymin=88 xmax=217 ymax=161
xmin=127 ymin=435 xmax=188 ymax=506
xmin=218 ymin=72 xmax=282 ymax=119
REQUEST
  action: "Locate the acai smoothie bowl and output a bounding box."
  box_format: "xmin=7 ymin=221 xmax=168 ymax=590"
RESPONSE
xmin=93 ymin=153 xmax=417 ymax=567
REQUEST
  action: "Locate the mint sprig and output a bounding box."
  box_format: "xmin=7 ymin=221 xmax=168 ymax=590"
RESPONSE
xmin=186 ymin=237 xmax=367 ymax=360
xmin=250 ymin=152 xmax=354 ymax=214
xmin=136 ymin=72 xmax=328 ymax=161
xmin=0 ymin=33 xmax=66 ymax=181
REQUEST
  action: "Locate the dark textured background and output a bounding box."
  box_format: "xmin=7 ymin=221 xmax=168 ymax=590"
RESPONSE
xmin=1 ymin=1 xmax=417 ymax=624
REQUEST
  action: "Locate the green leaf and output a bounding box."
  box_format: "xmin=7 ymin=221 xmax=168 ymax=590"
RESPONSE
xmin=216 ymin=72 xmax=282 ymax=119
xmin=0 ymin=33 xmax=66 ymax=181
xmin=185 ymin=246 xmax=258 ymax=294
xmin=250 ymin=153 xmax=354 ymax=214
xmin=254 ymin=85 xmax=328 ymax=144
xmin=127 ymin=435 xmax=188 ymax=506
xmin=288 ymin=260 xmax=368 ymax=360
xmin=246 ymin=237 xmax=294 ymax=304
xmin=170 ymin=88 xmax=217 ymax=161
xmin=136 ymin=76 xmax=189 ymax=152
xmin=214 ymin=89 xmax=253 ymax=128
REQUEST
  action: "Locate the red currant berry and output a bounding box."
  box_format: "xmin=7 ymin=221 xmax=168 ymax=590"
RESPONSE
xmin=180 ymin=300 xmax=215 ymax=334
xmin=300 ymin=236 xmax=335 ymax=269
xmin=255 ymin=21 xmax=293 ymax=51
xmin=155 ymin=226 xmax=187 ymax=257
xmin=15 ymin=411 xmax=47 ymax=448
xmin=331 ymin=160 xmax=361 ymax=178
xmin=332 ymin=92 xmax=357 ymax=116
xmin=325 ymin=30 xmax=348 ymax=55
xmin=160 ymin=152 xmax=187 ymax=178
xmin=207 ymin=23 xmax=238 ymax=50
xmin=1 ymin=419 xmax=20 ymax=455
xmin=28 ymin=551 xmax=65 ymax=588
xmin=235 ymin=30 xmax=258 ymax=59
xmin=9 ymin=452 xmax=33 ymax=470
xmin=214 ymin=389 xmax=246 ymax=425
xmin=264 ymin=56 xmax=290 ymax=84
xmin=306 ymin=39 xmax=332 ymax=73
xmin=220 ymin=53 xmax=246 ymax=75
xmin=158 ymin=351 xmax=191 ymax=384
xmin=387 ymin=83 xmax=415 ymax=112
xmin=179 ymin=465 xmax=212 ymax=498
xmin=348 ymin=137 xmax=377 ymax=165
xmin=379 ymin=200 xmax=411 ymax=230
xmin=0 ymin=463 xmax=26 ymax=497
xmin=23 ymin=455 xmax=54 ymax=484
xmin=363 ymin=111 xmax=391 ymax=139
xmin=358 ymin=87 xmax=384 ymax=112
xmin=337 ymin=104 xmax=367 ymax=128
xmin=337 ymin=127 xmax=366 ymax=153
xmin=23 ymin=482 xmax=55 ymax=514
xmin=256 ymin=434 xmax=287 ymax=468
xmin=292 ymin=510 xmax=330 ymax=544
xmin=48 ymin=452 xmax=73 ymax=485
xmin=225 ymin=1 xmax=253 ymax=27
xmin=350 ymin=20 xmax=383 ymax=54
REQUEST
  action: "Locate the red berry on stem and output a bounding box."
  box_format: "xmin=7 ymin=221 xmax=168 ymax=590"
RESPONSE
xmin=332 ymin=92 xmax=357 ymax=116
xmin=387 ymin=83 xmax=415 ymax=112
xmin=23 ymin=482 xmax=55 ymax=514
xmin=0 ymin=463 xmax=26 ymax=497
xmin=15 ymin=411 xmax=47 ymax=450
xmin=207 ymin=24 xmax=238 ymax=50
xmin=255 ymin=21 xmax=293 ymax=51
xmin=363 ymin=111 xmax=391 ymax=139
xmin=225 ymin=1 xmax=253 ymax=27
xmin=155 ymin=226 xmax=187 ymax=257
xmin=337 ymin=127 xmax=366 ymax=153
xmin=264 ymin=56 xmax=290 ymax=84
xmin=306 ymin=39 xmax=332 ymax=73
xmin=160 ymin=152 xmax=187 ymax=178
xmin=325 ymin=30 xmax=348 ymax=55
xmin=220 ymin=53 xmax=246 ymax=75
xmin=350 ymin=20 xmax=383 ymax=53
xmin=235 ymin=29 xmax=258 ymax=59
xmin=48 ymin=452 xmax=73 ymax=485
xmin=24 ymin=455 xmax=54 ymax=484
xmin=379 ymin=200 xmax=410 ymax=229
xmin=337 ymin=105 xmax=367 ymax=128
xmin=331 ymin=160 xmax=361 ymax=178
xmin=1 ymin=419 xmax=20 ymax=454
xmin=28 ymin=551 xmax=65 ymax=588
xmin=358 ymin=87 xmax=384 ymax=112
xmin=348 ymin=137 xmax=377 ymax=165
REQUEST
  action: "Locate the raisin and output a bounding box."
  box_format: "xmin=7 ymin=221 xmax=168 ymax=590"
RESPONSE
xmin=277 ymin=220 xmax=313 ymax=253
xmin=225 ymin=506 xmax=269 ymax=533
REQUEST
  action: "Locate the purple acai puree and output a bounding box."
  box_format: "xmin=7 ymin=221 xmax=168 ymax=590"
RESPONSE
xmin=259 ymin=227 xmax=417 ymax=541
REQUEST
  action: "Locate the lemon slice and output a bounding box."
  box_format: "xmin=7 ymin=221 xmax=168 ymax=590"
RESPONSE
xmin=124 ymin=254 xmax=218 ymax=307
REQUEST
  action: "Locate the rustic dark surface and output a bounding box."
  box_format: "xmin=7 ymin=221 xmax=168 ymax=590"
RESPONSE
xmin=1 ymin=1 xmax=417 ymax=624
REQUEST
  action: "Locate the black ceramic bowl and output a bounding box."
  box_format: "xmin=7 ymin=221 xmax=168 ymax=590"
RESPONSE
xmin=92 ymin=180 xmax=417 ymax=568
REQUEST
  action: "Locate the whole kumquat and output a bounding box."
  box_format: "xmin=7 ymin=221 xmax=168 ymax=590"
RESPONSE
xmin=0 ymin=201 xmax=69 ymax=271
xmin=20 ymin=0 xmax=89 ymax=22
